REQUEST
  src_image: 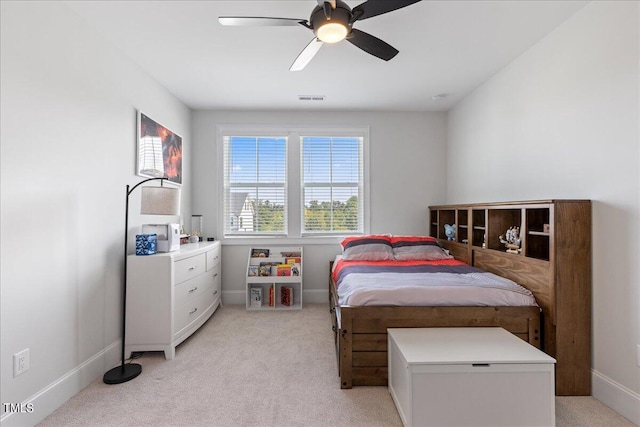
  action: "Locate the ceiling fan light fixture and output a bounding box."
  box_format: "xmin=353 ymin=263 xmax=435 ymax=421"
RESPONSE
xmin=316 ymin=22 xmax=348 ymax=43
xmin=221 ymin=0 xmax=423 ymax=70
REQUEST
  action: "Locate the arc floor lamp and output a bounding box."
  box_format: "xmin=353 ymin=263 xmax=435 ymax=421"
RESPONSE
xmin=103 ymin=177 xmax=181 ymax=384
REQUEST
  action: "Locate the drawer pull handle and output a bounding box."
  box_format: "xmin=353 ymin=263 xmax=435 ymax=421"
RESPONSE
xmin=189 ymin=266 xmax=198 ymax=271
xmin=214 ymin=256 xmax=219 ymax=260
xmin=213 ymin=290 xmax=218 ymax=295
xmin=189 ymin=308 xmax=198 ymax=315
xmin=472 ymin=363 xmax=491 ymax=367
xmin=189 ymin=287 xmax=198 ymax=293
xmin=213 ymin=273 xmax=218 ymax=277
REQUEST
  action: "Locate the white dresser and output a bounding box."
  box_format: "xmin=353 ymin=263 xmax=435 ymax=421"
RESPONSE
xmin=388 ymin=327 xmax=556 ymax=427
xmin=125 ymin=241 xmax=221 ymax=360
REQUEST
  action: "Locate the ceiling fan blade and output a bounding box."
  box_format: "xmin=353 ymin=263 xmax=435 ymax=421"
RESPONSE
xmin=351 ymin=0 xmax=421 ymax=21
xmin=346 ymin=28 xmax=398 ymax=61
xmin=218 ymin=17 xmax=307 ymax=27
xmin=290 ymin=38 xmax=324 ymax=71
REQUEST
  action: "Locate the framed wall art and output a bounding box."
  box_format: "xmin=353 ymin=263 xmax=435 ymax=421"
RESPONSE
xmin=137 ymin=111 xmax=182 ymax=185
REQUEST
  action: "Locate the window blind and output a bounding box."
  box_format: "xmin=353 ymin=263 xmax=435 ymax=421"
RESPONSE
xmin=301 ymin=136 xmax=363 ymax=234
xmin=223 ymin=136 xmax=287 ymax=235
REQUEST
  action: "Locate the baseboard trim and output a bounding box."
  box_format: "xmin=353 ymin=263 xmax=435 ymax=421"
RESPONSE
xmin=222 ymin=289 xmax=246 ymax=305
xmin=592 ymin=369 xmax=640 ymax=425
xmin=303 ymin=289 xmax=329 ymax=304
xmin=222 ymin=289 xmax=329 ymax=306
xmin=0 ymin=340 xmax=121 ymax=427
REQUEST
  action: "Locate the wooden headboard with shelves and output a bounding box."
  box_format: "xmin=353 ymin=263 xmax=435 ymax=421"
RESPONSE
xmin=429 ymin=200 xmax=591 ymax=396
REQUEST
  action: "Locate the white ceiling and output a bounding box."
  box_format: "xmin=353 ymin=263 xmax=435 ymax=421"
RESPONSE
xmin=65 ymin=0 xmax=588 ymax=112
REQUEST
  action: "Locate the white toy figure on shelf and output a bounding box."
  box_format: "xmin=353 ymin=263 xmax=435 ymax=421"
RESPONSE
xmin=444 ymin=224 xmax=456 ymax=241
xmin=499 ymin=226 xmax=521 ymax=253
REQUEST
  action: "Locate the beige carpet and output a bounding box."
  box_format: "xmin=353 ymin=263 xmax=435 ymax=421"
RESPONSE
xmin=40 ymin=304 xmax=635 ymax=427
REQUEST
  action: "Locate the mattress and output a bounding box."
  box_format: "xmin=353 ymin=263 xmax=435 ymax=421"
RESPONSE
xmin=333 ymin=257 xmax=538 ymax=307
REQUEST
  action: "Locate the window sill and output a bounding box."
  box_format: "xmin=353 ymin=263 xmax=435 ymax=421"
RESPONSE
xmin=221 ymin=236 xmax=346 ymax=246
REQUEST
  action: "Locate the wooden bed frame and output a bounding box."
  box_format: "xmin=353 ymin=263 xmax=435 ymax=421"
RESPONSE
xmin=329 ymin=261 xmax=542 ymax=389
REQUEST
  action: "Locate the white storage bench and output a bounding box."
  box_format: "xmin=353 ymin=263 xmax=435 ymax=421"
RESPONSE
xmin=388 ymin=327 xmax=556 ymax=427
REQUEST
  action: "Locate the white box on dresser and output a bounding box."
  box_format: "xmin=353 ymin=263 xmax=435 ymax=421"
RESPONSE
xmin=388 ymin=327 xmax=556 ymax=427
xmin=125 ymin=241 xmax=221 ymax=360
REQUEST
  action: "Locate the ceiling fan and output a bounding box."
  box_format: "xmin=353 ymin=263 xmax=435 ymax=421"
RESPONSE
xmin=219 ymin=0 xmax=422 ymax=71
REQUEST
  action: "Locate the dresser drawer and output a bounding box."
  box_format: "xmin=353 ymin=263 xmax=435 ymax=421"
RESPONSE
xmin=210 ymin=261 xmax=221 ymax=285
xmin=206 ymin=245 xmax=221 ymax=271
xmin=173 ymin=286 xmax=215 ymax=336
xmin=174 ymin=253 xmax=206 ymax=285
xmin=212 ymin=283 xmax=220 ymax=302
xmin=212 ymin=265 xmax=221 ymax=301
xmin=174 ymin=272 xmax=213 ymax=309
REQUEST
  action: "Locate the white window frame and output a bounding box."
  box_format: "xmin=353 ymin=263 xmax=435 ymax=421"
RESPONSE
xmin=217 ymin=125 xmax=370 ymax=244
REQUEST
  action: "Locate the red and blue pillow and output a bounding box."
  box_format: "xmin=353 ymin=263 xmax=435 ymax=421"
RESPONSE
xmin=390 ymin=235 xmax=452 ymax=261
xmin=340 ymin=234 xmax=394 ymax=261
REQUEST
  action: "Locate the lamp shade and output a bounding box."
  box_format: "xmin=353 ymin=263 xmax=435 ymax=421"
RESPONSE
xmin=140 ymin=186 xmax=181 ymax=215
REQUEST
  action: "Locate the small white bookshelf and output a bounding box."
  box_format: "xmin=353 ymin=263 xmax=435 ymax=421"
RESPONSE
xmin=246 ymin=246 xmax=302 ymax=311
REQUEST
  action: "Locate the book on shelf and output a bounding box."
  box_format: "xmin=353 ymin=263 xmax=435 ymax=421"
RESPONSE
xmin=250 ymin=288 xmax=262 ymax=307
xmin=251 ymin=248 xmax=270 ymax=258
xmin=281 ymin=286 xmax=293 ymax=307
xmin=285 ymin=257 xmax=301 ymax=265
xmin=276 ymin=264 xmax=291 ymax=277
xmin=280 ymin=251 xmax=301 ymax=258
xmin=259 ymin=262 xmax=273 ymax=276
xmin=290 ymin=263 xmax=300 ymax=277
xmin=247 ymin=265 xmax=259 ymax=277
xmin=269 ymin=284 xmax=275 ymax=307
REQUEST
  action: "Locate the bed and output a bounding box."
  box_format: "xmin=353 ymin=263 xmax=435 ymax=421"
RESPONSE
xmin=328 ymin=235 xmax=542 ymax=389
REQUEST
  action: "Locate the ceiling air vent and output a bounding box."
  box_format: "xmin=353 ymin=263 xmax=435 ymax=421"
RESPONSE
xmin=298 ymin=95 xmax=325 ymax=101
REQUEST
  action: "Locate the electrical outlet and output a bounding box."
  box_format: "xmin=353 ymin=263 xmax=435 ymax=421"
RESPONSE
xmin=13 ymin=348 xmax=29 ymax=377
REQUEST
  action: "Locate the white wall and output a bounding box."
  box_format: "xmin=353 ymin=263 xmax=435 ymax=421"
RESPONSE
xmin=447 ymin=1 xmax=639 ymax=423
xmin=0 ymin=2 xmax=192 ymax=425
xmin=192 ymin=110 xmax=447 ymax=304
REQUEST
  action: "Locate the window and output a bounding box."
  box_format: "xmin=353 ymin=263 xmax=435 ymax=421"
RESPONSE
xmin=223 ymin=136 xmax=287 ymax=236
xmin=301 ymin=136 xmax=363 ymax=235
xmin=219 ymin=126 xmax=368 ymax=239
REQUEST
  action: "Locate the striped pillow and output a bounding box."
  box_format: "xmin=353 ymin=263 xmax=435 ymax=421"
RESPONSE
xmin=391 ymin=236 xmax=453 ymax=261
xmin=341 ymin=235 xmax=394 ymax=261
